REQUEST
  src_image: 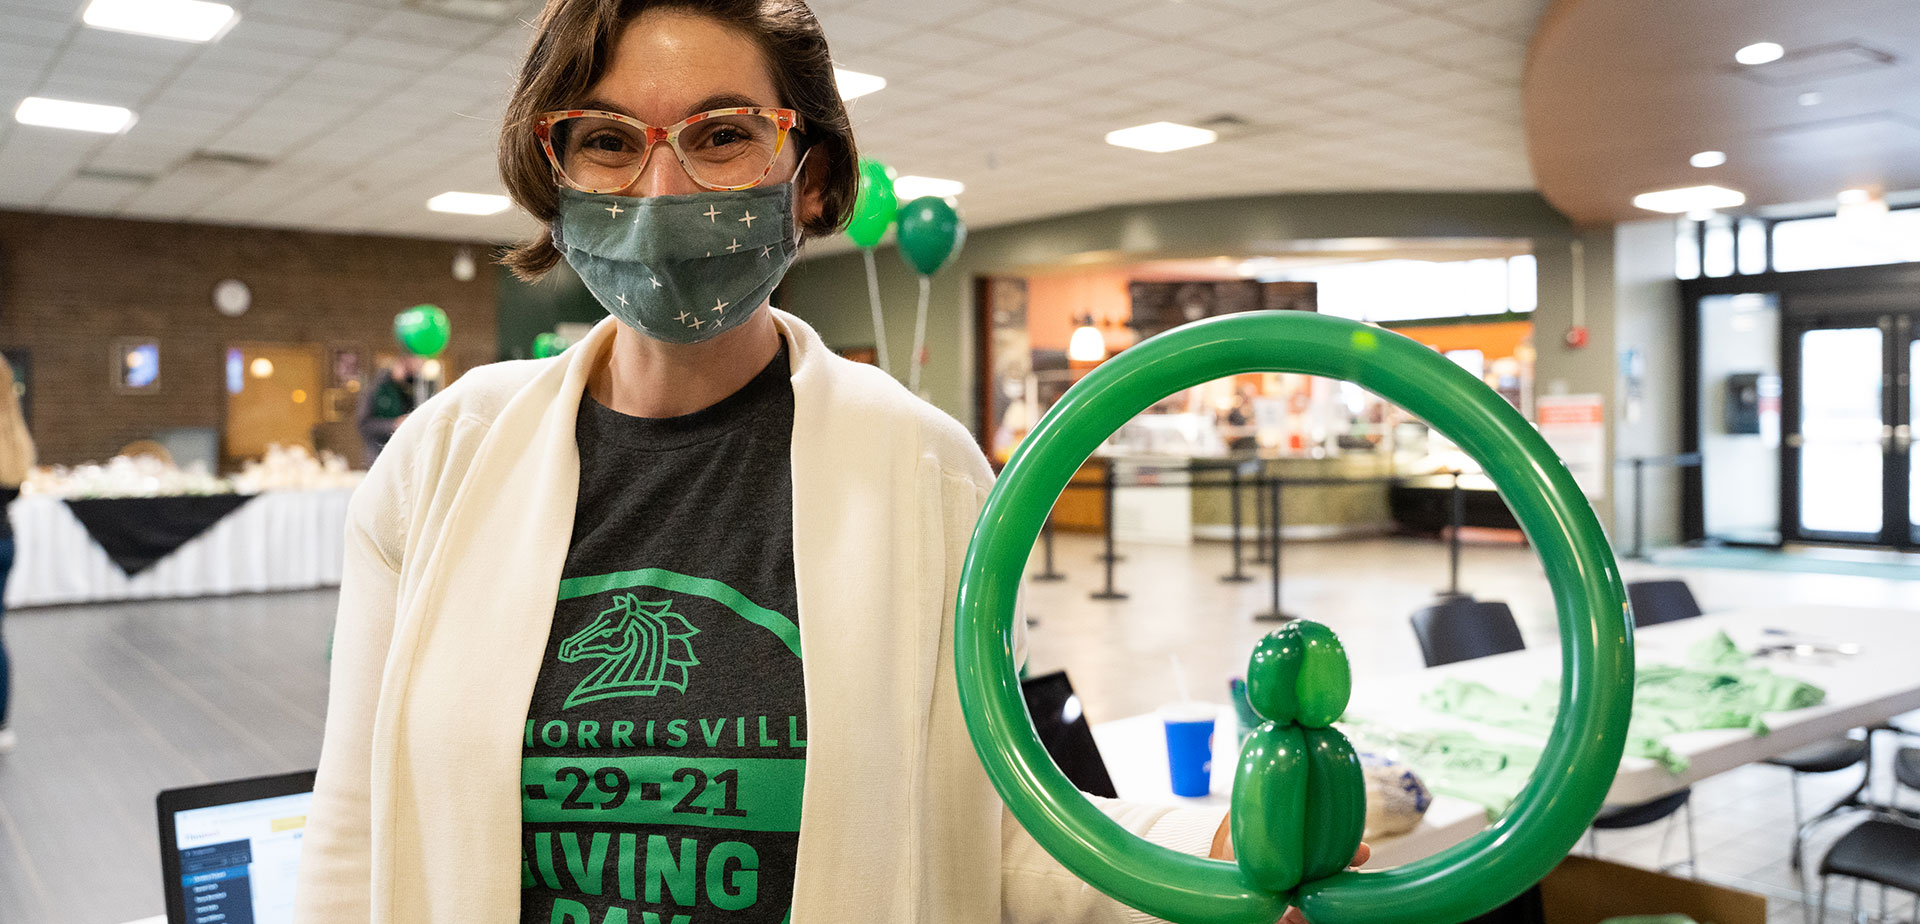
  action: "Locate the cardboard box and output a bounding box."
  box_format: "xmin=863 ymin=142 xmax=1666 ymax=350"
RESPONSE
xmin=1539 ymin=857 xmax=1768 ymax=924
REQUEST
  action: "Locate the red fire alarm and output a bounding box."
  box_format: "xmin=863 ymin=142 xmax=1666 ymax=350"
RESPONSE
xmin=1564 ymin=326 xmax=1590 ymax=349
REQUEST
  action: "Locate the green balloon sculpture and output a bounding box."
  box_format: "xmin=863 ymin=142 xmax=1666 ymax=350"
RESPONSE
xmin=532 ymin=332 xmax=568 ymax=359
xmin=394 ymin=304 xmax=450 ymax=357
xmin=953 ymin=312 xmax=1633 ymax=924
xmin=844 ymin=158 xmax=898 ymax=249
xmin=896 ymin=195 xmax=965 ymax=276
xmin=1233 ymin=620 xmax=1365 ymax=892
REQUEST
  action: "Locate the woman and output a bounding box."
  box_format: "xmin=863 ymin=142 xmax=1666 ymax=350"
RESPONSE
xmin=0 ymin=354 xmax=32 ymax=754
xmin=296 ymin=3 xmax=1351 ymax=922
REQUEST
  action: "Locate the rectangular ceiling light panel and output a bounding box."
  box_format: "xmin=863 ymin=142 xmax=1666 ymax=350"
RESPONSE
xmin=894 ymin=175 xmax=965 ymax=200
xmin=83 ymin=0 xmax=239 ymax=42
xmin=428 ymin=191 xmax=511 ymax=215
xmin=1631 ymin=185 xmax=1747 ymax=213
xmin=1105 ymin=121 xmax=1218 ymax=153
xmin=15 ymin=97 xmax=136 ymax=133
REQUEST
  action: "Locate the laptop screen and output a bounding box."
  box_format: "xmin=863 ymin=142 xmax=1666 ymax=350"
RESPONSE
xmin=1020 ymin=670 xmax=1119 ymax=799
xmin=158 ymin=770 xmax=315 ymax=924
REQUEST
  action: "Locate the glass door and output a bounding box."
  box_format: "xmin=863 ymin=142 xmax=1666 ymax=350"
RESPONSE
xmin=1907 ymin=331 xmax=1920 ymax=544
xmin=1784 ymin=315 xmax=1917 ymax=546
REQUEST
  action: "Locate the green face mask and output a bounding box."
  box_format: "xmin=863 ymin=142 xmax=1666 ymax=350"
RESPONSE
xmin=551 ymin=176 xmax=801 ymax=345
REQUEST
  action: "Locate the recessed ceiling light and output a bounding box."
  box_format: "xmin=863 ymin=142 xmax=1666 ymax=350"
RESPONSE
xmin=14 ymin=96 xmax=135 ymax=133
xmin=1632 ymin=185 xmax=1747 ymax=213
xmin=833 ymin=68 xmax=886 ymax=101
xmin=1735 ymin=42 xmax=1784 ymax=65
xmin=428 ymin=191 xmax=511 ymax=215
xmin=893 ymin=175 xmax=965 ymax=200
xmin=1798 ymin=91 xmax=1824 ymax=106
xmin=1838 ymin=188 xmax=1871 ymax=205
xmin=1105 ymin=121 xmax=1218 ymax=153
xmin=1690 ymin=150 xmax=1727 ymax=168
xmin=82 ymin=0 xmax=237 ymax=42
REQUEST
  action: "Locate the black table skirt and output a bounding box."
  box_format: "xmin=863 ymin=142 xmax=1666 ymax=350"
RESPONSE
xmin=64 ymin=494 xmax=257 ymax=576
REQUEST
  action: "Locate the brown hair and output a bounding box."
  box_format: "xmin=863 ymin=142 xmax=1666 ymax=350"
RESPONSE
xmin=498 ymin=0 xmax=859 ymax=280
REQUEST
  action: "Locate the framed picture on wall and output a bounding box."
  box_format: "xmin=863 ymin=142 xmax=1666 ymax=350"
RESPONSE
xmin=329 ymin=344 xmax=362 ymax=387
xmin=112 ymin=338 xmax=160 ymax=393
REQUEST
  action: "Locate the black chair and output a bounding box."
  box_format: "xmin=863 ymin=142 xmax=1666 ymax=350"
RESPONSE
xmin=1764 ymin=732 xmax=1872 ymax=874
xmin=1625 ymin=579 xmax=1703 ymax=627
xmin=1812 ymin=750 xmax=1920 ymax=924
xmin=1588 ymin=788 xmax=1697 ymax=877
xmin=1815 ymin=820 xmax=1920 ymax=924
xmin=1409 ymin=598 xmax=1525 ymax=668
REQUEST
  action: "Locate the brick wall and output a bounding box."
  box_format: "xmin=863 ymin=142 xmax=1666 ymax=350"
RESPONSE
xmin=0 ymin=211 xmax=498 ymax=466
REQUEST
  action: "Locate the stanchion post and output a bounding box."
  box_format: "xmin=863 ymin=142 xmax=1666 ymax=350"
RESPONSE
xmin=1033 ymin=513 xmax=1065 ymax=582
xmin=1630 ymin=457 xmax=1648 ymax=561
xmin=1096 ymin=462 xmax=1125 ymax=564
xmin=1256 ymin=475 xmax=1293 ymax=621
xmin=1221 ymin=461 xmax=1252 ymax=583
xmin=1250 ymin=468 xmax=1271 ymax=565
xmin=1090 ymin=462 xmax=1127 ymax=601
xmin=1438 ymin=470 xmax=1470 ymax=601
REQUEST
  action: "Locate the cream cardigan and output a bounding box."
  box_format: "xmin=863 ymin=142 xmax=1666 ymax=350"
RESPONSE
xmin=294 ymin=310 xmax=1227 ymax=924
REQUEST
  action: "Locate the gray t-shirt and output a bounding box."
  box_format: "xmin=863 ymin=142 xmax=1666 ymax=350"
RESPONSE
xmin=521 ymin=344 xmax=803 ymax=924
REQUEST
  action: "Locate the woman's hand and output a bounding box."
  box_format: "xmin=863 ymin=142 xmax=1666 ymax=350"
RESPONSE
xmin=1208 ymin=815 xmax=1369 ymax=924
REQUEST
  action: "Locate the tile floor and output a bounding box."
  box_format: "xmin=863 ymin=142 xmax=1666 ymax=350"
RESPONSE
xmin=2 ymin=535 xmax=1917 ymax=924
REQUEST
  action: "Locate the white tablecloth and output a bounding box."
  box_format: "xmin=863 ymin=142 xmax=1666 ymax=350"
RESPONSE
xmin=5 ymin=489 xmax=354 ymax=608
xmin=1345 ymin=605 xmax=1920 ymax=805
xmin=1091 ymin=705 xmax=1488 ymax=870
xmin=1091 ymin=606 xmax=1920 ymax=869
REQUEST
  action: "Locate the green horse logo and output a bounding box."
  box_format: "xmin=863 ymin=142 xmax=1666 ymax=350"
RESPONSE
xmin=557 ymin=594 xmax=701 ymax=709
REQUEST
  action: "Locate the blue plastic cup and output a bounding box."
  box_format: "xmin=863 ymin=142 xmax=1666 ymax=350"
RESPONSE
xmin=1161 ymin=703 xmax=1217 ymax=797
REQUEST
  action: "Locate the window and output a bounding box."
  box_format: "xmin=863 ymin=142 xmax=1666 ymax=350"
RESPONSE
xmin=1773 ymin=208 xmax=1920 ymax=272
xmin=1675 ymin=219 xmax=1701 ymax=279
xmin=1264 ymin=255 xmax=1535 ymax=323
xmin=115 ymin=339 xmax=160 ymax=393
xmin=1702 ymin=215 xmax=1735 ymax=277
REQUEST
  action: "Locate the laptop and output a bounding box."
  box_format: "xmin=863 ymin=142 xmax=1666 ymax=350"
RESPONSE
xmin=156 ymin=769 xmax=317 ymax=924
xmin=1020 ymin=670 xmax=1119 ymax=799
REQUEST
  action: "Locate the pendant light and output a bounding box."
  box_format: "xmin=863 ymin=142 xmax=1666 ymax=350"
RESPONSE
xmin=1068 ymin=313 xmax=1106 ymax=363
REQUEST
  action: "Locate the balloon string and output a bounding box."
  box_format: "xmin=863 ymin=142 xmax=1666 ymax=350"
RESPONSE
xmin=909 ymin=275 xmax=931 ymax=395
xmin=863 ymin=248 xmax=890 ymax=376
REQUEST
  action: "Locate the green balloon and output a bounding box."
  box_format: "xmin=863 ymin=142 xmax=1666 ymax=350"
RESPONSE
xmin=896 ymin=195 xmax=964 ymax=276
xmin=394 ymin=304 xmax=450 ymax=357
xmin=532 ymin=332 xmax=568 ymax=359
xmin=953 ymin=311 xmax=1633 ymax=924
xmin=844 ymin=158 xmax=897 ymax=249
xmin=1230 ymin=723 xmax=1307 ymax=892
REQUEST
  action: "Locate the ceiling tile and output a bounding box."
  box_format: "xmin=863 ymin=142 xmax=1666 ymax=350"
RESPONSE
xmin=1111 ymin=2 xmax=1242 ymax=40
xmin=1 ymin=10 xmax=75 ymax=43
xmin=881 ymin=30 xmax=1002 ymax=66
xmin=369 ymin=9 xmax=498 ymax=46
xmin=1019 ymin=24 xmax=1157 ymax=62
xmin=809 ymin=8 xmax=918 ymax=53
xmin=1440 ymin=0 xmax=1549 ymax=41
xmin=943 ymin=6 xmax=1080 ymax=44
xmin=1275 ymin=37 xmax=1387 ymax=72
xmin=1272 ymin=0 xmax=1407 ymax=34
xmin=1356 ymin=14 xmax=1480 ymax=51
xmin=224 ymin=19 xmax=353 ymax=55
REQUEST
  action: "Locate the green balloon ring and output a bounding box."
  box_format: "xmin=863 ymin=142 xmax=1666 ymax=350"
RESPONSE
xmin=954 ymin=312 xmax=1633 ymax=924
